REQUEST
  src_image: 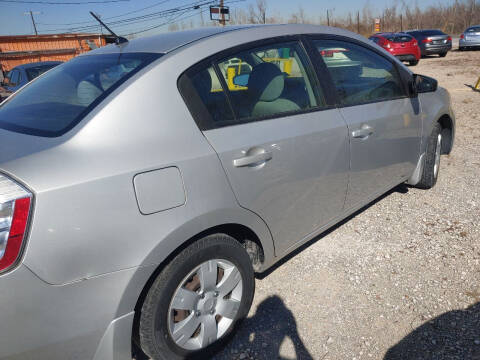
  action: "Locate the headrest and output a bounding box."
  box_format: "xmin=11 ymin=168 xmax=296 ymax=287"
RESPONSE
xmin=248 ymin=62 xmax=284 ymax=102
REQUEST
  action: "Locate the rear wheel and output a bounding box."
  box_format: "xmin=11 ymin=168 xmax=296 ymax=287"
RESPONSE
xmin=138 ymin=234 xmax=255 ymax=360
xmin=439 ymin=52 xmax=447 ymax=57
xmin=459 ymin=46 xmax=465 ymax=51
xmin=415 ymin=123 xmax=442 ymax=189
xmin=409 ymin=60 xmax=419 ymax=66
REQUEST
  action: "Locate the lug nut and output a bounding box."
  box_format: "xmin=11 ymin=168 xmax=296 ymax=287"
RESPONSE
xmin=195 ymin=310 xmax=201 ymax=317
xmin=213 ymin=291 xmax=219 ymax=297
xmin=199 ymin=291 xmax=205 ymax=299
xmin=210 ymin=309 xmax=215 ymax=315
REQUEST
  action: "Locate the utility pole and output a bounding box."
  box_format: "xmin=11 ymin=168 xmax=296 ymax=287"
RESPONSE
xmin=327 ymin=9 xmax=330 ymax=26
xmin=400 ymin=14 xmax=403 ymax=32
xmin=24 ymin=10 xmax=39 ymax=35
xmin=220 ymin=0 xmax=225 ymax=26
xmin=357 ymin=11 xmax=360 ymax=33
xmin=451 ymin=0 xmax=458 ymax=34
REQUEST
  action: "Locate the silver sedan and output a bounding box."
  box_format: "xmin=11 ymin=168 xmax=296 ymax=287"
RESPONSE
xmin=0 ymin=24 xmax=454 ymax=360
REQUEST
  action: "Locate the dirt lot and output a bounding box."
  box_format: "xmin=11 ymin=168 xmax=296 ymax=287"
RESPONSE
xmin=214 ymin=49 xmax=480 ymax=360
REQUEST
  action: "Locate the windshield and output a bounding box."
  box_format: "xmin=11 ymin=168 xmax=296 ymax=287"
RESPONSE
xmin=0 ymin=52 xmax=160 ymax=137
xmin=25 ymin=64 xmax=60 ymax=82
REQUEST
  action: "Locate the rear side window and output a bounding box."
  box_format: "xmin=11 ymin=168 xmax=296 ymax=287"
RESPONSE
xmin=179 ymin=41 xmax=323 ymax=130
xmin=314 ymin=39 xmax=406 ymax=106
xmin=0 ymin=53 xmax=160 ymax=137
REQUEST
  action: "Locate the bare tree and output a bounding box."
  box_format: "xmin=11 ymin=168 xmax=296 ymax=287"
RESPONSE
xmin=248 ymin=0 xmax=267 ymax=24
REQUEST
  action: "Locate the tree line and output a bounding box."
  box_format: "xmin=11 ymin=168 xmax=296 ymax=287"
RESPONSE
xmin=169 ymin=0 xmax=480 ymax=36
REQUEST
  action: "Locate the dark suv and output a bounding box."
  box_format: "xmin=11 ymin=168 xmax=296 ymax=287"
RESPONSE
xmin=405 ymin=29 xmax=452 ymax=57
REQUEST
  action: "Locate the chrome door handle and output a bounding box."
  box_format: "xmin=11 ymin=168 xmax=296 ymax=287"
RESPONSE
xmin=352 ymin=124 xmax=374 ymax=139
xmin=233 ymin=151 xmax=272 ymax=167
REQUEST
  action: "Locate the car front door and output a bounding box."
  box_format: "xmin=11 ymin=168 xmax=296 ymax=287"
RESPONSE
xmin=179 ymin=39 xmax=350 ymax=255
xmin=310 ymin=38 xmax=421 ymax=210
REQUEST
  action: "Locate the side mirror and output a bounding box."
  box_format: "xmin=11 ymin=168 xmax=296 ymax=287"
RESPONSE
xmin=413 ymin=74 xmax=438 ymax=93
xmin=232 ymin=73 xmax=249 ymax=87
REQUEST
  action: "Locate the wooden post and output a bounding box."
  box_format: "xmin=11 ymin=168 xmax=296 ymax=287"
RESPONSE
xmin=357 ymin=11 xmax=360 ymax=33
xmin=220 ymin=0 xmax=225 ymax=26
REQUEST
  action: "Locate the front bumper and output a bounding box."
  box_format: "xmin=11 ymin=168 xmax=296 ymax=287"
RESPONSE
xmin=0 ymin=264 xmax=154 ymax=360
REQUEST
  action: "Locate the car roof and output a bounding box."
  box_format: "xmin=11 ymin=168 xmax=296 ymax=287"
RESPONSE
xmin=14 ymin=61 xmax=63 ymax=70
xmin=88 ymin=24 xmax=370 ymax=55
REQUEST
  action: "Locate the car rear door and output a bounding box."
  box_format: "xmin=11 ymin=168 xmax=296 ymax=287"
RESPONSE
xmin=179 ymin=38 xmax=350 ymax=255
xmin=308 ymin=37 xmax=422 ymax=210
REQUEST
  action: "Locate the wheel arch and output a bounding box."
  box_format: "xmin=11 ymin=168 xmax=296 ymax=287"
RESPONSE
xmin=126 ymin=214 xmax=274 ymax=357
xmin=438 ymin=113 xmax=454 ymax=154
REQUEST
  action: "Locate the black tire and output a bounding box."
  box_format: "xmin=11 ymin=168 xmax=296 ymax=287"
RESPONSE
xmin=439 ymin=52 xmax=447 ymax=57
xmin=138 ymin=234 xmax=255 ymax=360
xmin=409 ymin=60 xmax=419 ymax=66
xmin=415 ymin=122 xmax=442 ymax=189
xmin=459 ymin=46 xmax=465 ymax=51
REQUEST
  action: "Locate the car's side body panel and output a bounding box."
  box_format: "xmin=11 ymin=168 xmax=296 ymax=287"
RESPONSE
xmin=340 ymin=98 xmax=421 ymax=208
xmin=204 ymin=109 xmax=350 ymax=255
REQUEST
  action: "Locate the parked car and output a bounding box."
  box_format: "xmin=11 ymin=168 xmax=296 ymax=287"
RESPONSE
xmin=459 ymin=25 xmax=480 ymax=50
xmin=405 ymin=29 xmax=452 ymax=57
xmin=369 ymin=32 xmax=421 ymax=65
xmin=0 ymin=25 xmax=455 ymax=360
xmin=1 ymin=61 xmax=62 ymax=97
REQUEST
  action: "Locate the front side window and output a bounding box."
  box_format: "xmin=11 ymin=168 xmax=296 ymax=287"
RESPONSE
xmin=0 ymin=52 xmax=160 ymax=137
xmin=314 ymin=39 xmax=405 ymax=106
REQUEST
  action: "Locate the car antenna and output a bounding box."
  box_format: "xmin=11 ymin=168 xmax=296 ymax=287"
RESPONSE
xmin=89 ymin=11 xmax=128 ymax=45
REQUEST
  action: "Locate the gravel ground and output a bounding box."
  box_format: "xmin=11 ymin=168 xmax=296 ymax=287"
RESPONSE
xmin=213 ymin=49 xmax=480 ymax=360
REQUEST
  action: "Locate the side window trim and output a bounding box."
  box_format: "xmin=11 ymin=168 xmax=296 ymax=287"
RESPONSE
xmin=300 ymin=35 xmax=338 ymax=106
xmin=211 ymin=60 xmax=239 ymax=123
xmin=304 ymin=34 xmax=410 ymax=107
xmin=179 ymin=36 xmax=335 ymax=132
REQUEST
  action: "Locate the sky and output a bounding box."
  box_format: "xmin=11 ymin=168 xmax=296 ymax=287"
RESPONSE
xmin=0 ymin=0 xmax=445 ymax=37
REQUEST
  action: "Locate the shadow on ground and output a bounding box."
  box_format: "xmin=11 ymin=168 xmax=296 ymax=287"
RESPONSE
xmin=258 ymin=183 xmax=410 ymax=279
xmin=216 ymin=295 xmax=313 ymax=360
xmin=385 ymin=302 xmax=480 ymax=360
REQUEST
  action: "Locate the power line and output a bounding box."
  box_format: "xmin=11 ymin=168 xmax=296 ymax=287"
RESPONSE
xmin=125 ymin=8 xmax=204 ymax=36
xmin=124 ymin=0 xmax=244 ymax=36
xmin=36 ymin=0 xmax=172 ymax=26
xmin=0 ymin=0 xmax=129 ymax=4
xmin=38 ymin=0 xmax=215 ymax=33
